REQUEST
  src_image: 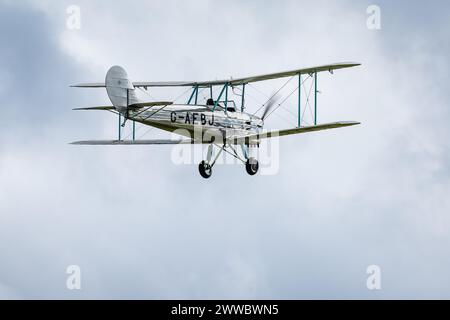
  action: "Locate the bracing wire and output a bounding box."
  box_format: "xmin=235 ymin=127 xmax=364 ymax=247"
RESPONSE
xmin=264 ymin=74 xmax=312 ymax=121
xmin=123 ymin=86 xmax=194 ymax=140
xmin=252 ymin=75 xmax=296 ymax=117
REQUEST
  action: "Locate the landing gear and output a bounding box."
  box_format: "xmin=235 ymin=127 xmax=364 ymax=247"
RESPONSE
xmin=198 ymin=161 xmax=212 ymax=179
xmin=245 ymin=157 xmax=259 ymax=176
xmin=197 ymin=144 xmax=259 ymax=178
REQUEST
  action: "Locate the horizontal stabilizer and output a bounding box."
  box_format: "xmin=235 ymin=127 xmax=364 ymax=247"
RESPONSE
xmin=73 ymin=101 xmax=173 ymax=111
xmin=73 ymin=106 xmax=115 ymax=111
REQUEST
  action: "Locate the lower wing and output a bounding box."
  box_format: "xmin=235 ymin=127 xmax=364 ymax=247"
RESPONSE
xmin=70 ymin=139 xmax=200 ymax=145
xmin=229 ymin=121 xmax=360 ymax=145
xmin=71 ymin=122 xmax=360 ymax=146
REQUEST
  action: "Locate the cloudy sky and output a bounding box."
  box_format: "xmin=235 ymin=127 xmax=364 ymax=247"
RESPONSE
xmin=0 ymin=0 xmax=449 ymax=299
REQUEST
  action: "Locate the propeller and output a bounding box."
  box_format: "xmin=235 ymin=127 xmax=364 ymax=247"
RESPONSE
xmin=260 ymin=95 xmax=279 ymax=121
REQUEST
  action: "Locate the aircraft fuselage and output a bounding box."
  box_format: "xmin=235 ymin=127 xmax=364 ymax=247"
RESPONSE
xmin=129 ymin=104 xmax=263 ymax=142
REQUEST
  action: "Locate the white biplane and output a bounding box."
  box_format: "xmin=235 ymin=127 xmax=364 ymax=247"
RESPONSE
xmin=72 ymin=63 xmax=360 ymax=178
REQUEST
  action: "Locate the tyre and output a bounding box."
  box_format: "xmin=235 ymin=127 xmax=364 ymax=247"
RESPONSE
xmin=198 ymin=161 xmax=212 ymax=179
xmin=245 ymin=158 xmax=259 ymax=176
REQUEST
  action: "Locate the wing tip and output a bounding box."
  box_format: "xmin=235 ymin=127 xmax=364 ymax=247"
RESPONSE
xmin=341 ymin=121 xmax=361 ymax=125
xmin=341 ymin=61 xmax=361 ymax=65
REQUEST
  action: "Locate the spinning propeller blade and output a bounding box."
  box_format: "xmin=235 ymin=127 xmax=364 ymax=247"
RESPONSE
xmin=261 ymin=95 xmax=279 ymax=120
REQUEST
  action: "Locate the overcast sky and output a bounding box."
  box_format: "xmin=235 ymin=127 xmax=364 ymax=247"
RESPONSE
xmin=0 ymin=0 xmax=450 ymax=299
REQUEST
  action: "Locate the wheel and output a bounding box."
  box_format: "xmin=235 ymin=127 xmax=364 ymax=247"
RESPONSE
xmin=245 ymin=158 xmax=259 ymax=176
xmin=198 ymin=161 xmax=212 ymax=179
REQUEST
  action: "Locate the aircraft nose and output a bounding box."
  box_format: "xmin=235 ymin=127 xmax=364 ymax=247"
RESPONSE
xmin=253 ymin=117 xmax=264 ymax=128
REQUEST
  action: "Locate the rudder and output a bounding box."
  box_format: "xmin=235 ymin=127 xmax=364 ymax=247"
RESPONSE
xmin=105 ymin=66 xmax=140 ymax=113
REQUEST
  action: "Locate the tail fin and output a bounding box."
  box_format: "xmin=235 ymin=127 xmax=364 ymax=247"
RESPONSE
xmin=105 ymin=66 xmax=140 ymax=113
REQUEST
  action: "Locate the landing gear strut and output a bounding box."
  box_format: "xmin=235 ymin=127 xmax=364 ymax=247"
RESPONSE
xmin=198 ymin=144 xmax=225 ymax=179
xmin=245 ymin=157 xmax=259 ymax=176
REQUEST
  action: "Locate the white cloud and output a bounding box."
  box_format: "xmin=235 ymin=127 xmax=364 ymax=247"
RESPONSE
xmin=1 ymin=0 xmax=450 ymax=299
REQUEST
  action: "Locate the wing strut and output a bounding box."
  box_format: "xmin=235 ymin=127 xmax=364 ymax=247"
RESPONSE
xmin=213 ymin=83 xmax=229 ymax=112
xmin=298 ymin=74 xmax=301 ymax=127
xmin=187 ymin=85 xmax=199 ymax=105
xmin=118 ymin=89 xmax=136 ymax=141
xmin=314 ymin=72 xmax=318 ymax=125
xmin=296 ymin=71 xmax=319 ymax=127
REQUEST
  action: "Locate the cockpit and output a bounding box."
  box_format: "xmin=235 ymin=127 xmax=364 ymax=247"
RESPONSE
xmin=206 ymin=98 xmax=236 ymax=112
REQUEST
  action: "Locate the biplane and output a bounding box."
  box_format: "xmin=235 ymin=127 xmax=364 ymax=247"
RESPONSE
xmin=71 ymin=63 xmax=361 ymax=178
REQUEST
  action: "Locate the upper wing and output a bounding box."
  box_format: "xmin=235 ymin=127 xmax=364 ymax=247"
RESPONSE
xmin=211 ymin=62 xmax=361 ymax=86
xmin=70 ymin=139 xmax=200 ymax=145
xmin=229 ymin=121 xmax=360 ymax=145
xmin=71 ymin=81 xmax=194 ymax=88
xmin=72 ymin=62 xmax=361 ymax=88
xmin=129 ymin=101 xmax=173 ymax=108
